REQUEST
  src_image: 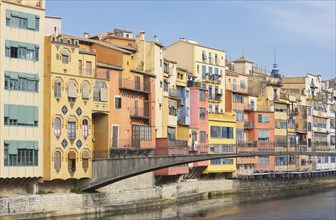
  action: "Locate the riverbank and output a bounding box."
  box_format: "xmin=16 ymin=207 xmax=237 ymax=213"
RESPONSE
xmin=0 ymin=174 xmax=335 ymax=219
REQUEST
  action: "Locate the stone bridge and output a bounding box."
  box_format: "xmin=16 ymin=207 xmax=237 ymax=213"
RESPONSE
xmin=80 ymin=151 xmax=335 ymax=191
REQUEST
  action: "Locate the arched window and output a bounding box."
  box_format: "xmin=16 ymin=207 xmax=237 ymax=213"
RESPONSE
xmin=54 ymin=117 xmax=61 ymax=138
xmin=82 ymin=119 xmax=88 ymax=138
xmin=54 ymin=150 xmax=61 ymax=172
xmin=68 ymin=117 xmax=76 ymax=141
xmin=82 ymin=150 xmax=90 ymax=172
xmin=62 ymin=50 xmax=70 ymax=64
xmin=68 ymin=151 xmax=76 ymax=174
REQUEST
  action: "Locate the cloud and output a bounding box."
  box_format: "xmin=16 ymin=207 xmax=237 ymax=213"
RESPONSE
xmin=244 ymin=1 xmax=335 ymax=48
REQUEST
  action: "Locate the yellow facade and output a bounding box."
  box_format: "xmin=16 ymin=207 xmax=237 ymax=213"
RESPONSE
xmin=0 ymin=0 xmax=45 ymax=178
xmin=44 ymin=35 xmax=109 ymax=180
xmin=204 ymin=113 xmax=236 ymax=174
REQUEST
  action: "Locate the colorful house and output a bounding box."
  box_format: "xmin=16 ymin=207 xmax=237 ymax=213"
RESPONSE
xmin=1 ymin=0 xmax=45 ymax=183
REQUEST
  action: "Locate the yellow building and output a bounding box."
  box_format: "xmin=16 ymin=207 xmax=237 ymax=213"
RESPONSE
xmin=1 ymin=0 xmax=45 ymax=181
xmin=204 ymin=113 xmax=236 ymax=177
xmin=43 ymin=34 xmax=109 ymax=180
xmin=165 ymin=39 xmax=236 ymax=176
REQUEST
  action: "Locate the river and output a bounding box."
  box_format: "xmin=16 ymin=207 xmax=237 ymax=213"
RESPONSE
xmin=57 ymin=185 xmax=336 ymax=220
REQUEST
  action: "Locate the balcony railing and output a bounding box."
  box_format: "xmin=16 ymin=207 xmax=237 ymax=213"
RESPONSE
xmin=244 ymin=103 xmax=255 ymax=111
xmin=168 ymin=140 xmax=188 ymax=149
xmin=130 ymin=107 xmax=149 ymax=119
xmin=95 ymin=68 xmax=110 ymax=80
xmin=209 ymin=93 xmax=222 ymax=101
xmin=298 ymin=140 xmax=307 ymax=145
xmin=237 ymin=141 xmax=275 ymax=149
xmin=119 ymin=78 xmax=149 ymax=93
xmin=226 ymin=84 xmax=247 ymax=94
xmin=79 ymin=68 xmax=96 ymax=76
xmin=208 ymin=112 xmax=236 ymax=122
xmin=169 ymin=89 xmax=181 ymax=99
xmin=244 ymin=121 xmax=253 ymax=129
xmin=205 ymin=74 xmax=221 ymax=83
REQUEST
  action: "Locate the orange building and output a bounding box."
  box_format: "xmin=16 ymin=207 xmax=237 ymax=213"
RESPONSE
xmin=245 ymin=111 xmax=275 ymax=171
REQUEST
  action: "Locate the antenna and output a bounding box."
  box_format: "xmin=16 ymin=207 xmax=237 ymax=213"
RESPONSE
xmin=274 ymin=48 xmax=277 ymax=64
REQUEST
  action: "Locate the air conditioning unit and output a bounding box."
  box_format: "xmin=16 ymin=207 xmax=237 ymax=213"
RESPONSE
xmin=193 ymin=141 xmax=198 ymax=151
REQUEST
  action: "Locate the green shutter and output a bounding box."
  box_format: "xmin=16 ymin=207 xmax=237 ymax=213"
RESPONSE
xmin=4 ymin=105 xmax=9 ymax=117
xmin=34 ymin=74 xmax=40 ymax=81
xmin=27 ymin=14 xmax=36 ymax=30
xmin=34 ymin=141 xmax=39 ymax=150
xmin=9 ymin=105 xmax=18 ymax=120
xmin=10 ymin=41 xmax=19 ymax=48
xmin=258 ymin=114 xmax=262 ymax=122
xmin=17 ymin=106 xmax=26 ymax=124
xmin=34 ymin=107 xmax=39 ymax=122
xmin=26 ymin=106 xmax=35 ymax=125
xmin=26 ymin=44 xmax=35 ymax=50
xmin=5 ymin=41 xmax=11 ymax=48
xmin=6 ymin=10 xmax=11 ymax=19
xmin=8 ymin=141 xmax=18 ymax=155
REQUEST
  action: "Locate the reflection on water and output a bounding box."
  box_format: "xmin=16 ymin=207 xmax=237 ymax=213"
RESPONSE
xmin=55 ymin=186 xmax=336 ymax=220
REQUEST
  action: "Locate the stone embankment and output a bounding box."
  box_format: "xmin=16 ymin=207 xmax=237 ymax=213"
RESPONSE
xmin=0 ymin=175 xmax=335 ymax=219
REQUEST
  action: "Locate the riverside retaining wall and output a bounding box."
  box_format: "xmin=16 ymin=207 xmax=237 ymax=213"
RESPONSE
xmin=0 ymin=176 xmax=335 ymax=218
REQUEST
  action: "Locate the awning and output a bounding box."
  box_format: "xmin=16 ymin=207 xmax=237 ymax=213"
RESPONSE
xmin=82 ymin=150 xmax=90 ymax=159
xmin=68 ymin=151 xmax=76 ymax=160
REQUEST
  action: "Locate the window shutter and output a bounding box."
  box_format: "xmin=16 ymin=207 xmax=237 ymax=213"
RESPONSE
xmin=112 ymin=126 xmax=119 ymax=147
xmin=4 ymin=105 xmax=9 ymax=117
xmin=68 ymin=81 xmax=77 ymax=98
xmin=34 ymin=107 xmax=39 ymax=122
xmin=100 ymin=88 xmax=108 ymax=102
xmin=9 ymin=105 xmax=18 ymax=120
xmin=26 ymin=106 xmax=35 ymax=125
xmin=82 ymin=82 xmax=89 ymax=99
xmin=258 ymin=114 xmax=262 ymax=122
xmin=18 ymin=106 xmax=26 ymax=124
xmin=8 ymin=141 xmax=18 ymax=155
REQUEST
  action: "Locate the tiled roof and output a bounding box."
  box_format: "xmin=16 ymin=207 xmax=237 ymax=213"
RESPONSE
xmin=234 ymin=55 xmax=253 ymax=63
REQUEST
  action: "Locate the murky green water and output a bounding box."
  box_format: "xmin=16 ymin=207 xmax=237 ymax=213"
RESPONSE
xmin=55 ymin=185 xmax=336 ymax=220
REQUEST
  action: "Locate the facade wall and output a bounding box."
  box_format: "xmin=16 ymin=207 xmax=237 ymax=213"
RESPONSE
xmin=0 ymin=1 xmax=45 ymax=178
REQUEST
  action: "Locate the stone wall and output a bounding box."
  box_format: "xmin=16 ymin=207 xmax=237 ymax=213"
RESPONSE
xmin=0 ymin=177 xmax=335 ymax=218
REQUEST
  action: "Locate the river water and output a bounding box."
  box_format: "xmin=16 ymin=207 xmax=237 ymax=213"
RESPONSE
xmin=60 ymin=185 xmax=336 ymax=220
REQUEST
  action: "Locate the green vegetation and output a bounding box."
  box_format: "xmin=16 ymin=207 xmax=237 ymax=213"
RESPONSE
xmin=37 ymin=190 xmax=54 ymax=195
xmin=70 ymin=188 xmax=84 ymax=194
xmin=208 ymin=192 xmax=213 ymax=199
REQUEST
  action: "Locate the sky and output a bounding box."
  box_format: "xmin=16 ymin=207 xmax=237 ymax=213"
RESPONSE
xmin=46 ymin=0 xmax=336 ymax=80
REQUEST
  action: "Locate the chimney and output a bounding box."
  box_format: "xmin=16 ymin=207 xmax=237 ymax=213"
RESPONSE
xmin=154 ymin=36 xmax=158 ymax=43
xmin=83 ymin=32 xmax=90 ymax=39
xmin=137 ymin=31 xmax=145 ymax=40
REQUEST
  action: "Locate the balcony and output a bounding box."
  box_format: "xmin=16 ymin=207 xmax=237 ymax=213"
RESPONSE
xmin=312 ymin=144 xmax=330 ymax=151
xmin=169 ymin=89 xmax=181 ymax=99
xmin=130 ymin=107 xmax=149 ymax=119
xmin=238 ymin=141 xmax=275 ymax=150
xmin=208 ymin=93 xmax=222 ymax=102
xmin=79 ymin=68 xmax=96 ymax=76
xmin=298 ymin=140 xmax=307 ymax=146
xmin=95 ymin=68 xmax=110 ymax=80
xmin=168 ymin=140 xmax=188 ymax=149
xmin=208 ymin=112 xmax=236 ymax=122
xmin=244 ymin=103 xmax=255 ymax=111
xmin=119 ymin=78 xmax=149 ymax=94
xmin=244 ymin=121 xmax=253 ymax=129
xmin=226 ymin=84 xmax=248 ymax=94
xmin=205 ymin=74 xmax=221 ymax=83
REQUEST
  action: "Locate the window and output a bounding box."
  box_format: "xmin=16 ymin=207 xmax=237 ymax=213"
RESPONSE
xmin=215 ymin=105 xmax=219 ymax=113
xmin=78 ymin=60 xmax=83 ymax=74
xmin=4 ymin=140 xmax=38 ymax=167
xmin=68 ymin=121 xmax=76 ymax=141
xmin=259 ymin=156 xmax=269 ymax=165
xmin=200 ymin=131 xmax=206 ymax=143
xmin=93 ymin=81 xmax=108 ymax=102
xmin=164 ymin=80 xmax=168 ymax=92
xmin=54 ymin=80 xmax=61 ymax=99
xmin=276 ymin=156 xmax=288 ymax=166
xmin=307 ymin=122 xmax=312 ymax=131
xmin=68 ymin=81 xmax=77 ymax=104
xmin=202 ymin=65 xmax=206 ymax=79
xmin=86 ymin=61 xmax=92 ymax=75
xmin=132 ymin=125 xmax=152 ymax=141
xmin=163 ymin=62 xmax=169 ymax=73
xmin=62 ymin=50 xmax=69 ymax=63
xmin=240 ymin=80 xmax=246 ymax=89
xmin=54 ymin=151 xmax=61 ymax=172
xmin=235 ymin=110 xmax=244 ymax=122
xmin=200 ymin=90 xmax=205 ymax=101
xmin=222 ymin=127 xmax=234 ymax=139
xmin=4 ymin=105 xmax=38 ymax=127
xmin=68 ymin=151 xmax=76 ymax=173
xmin=4 ymin=71 xmax=39 ymax=92
xmin=82 ymin=81 xmax=89 ymax=100
xmin=202 ymin=51 xmax=206 ymax=61
xmin=236 ymin=129 xmax=244 ymax=142
xmin=82 ymin=150 xmax=90 ymax=172
xmin=115 ymin=96 xmax=122 ymax=109
xmin=82 ymin=119 xmax=88 ymax=138
xmin=258 ymin=129 xmax=270 ymax=141
xmin=5 ymin=40 xmax=39 ymax=61
xmin=222 ymin=159 xmax=234 ymax=165
xmin=233 ymin=94 xmax=244 ymax=103
xmin=211 ymin=159 xmax=221 ymax=165
xmin=167 ymin=127 xmax=176 ymax=140
xmin=258 ymin=114 xmax=270 ymax=123
xmin=200 ymin=107 xmax=206 ymax=119
xmin=54 ymin=117 xmax=61 ymax=138
xmin=210 ymin=126 xmax=221 ymax=138
xmin=6 ymin=10 xmax=40 ymax=31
